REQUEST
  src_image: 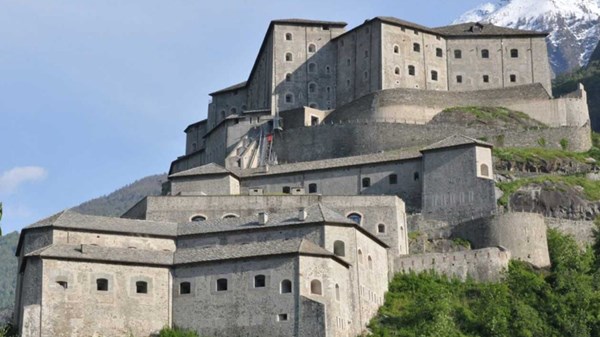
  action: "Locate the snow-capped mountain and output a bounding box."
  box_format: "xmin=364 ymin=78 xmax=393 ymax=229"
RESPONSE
xmin=455 ymin=0 xmax=600 ymax=75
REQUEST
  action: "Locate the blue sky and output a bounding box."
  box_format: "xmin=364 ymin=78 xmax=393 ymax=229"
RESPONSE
xmin=0 ymin=0 xmax=484 ymax=233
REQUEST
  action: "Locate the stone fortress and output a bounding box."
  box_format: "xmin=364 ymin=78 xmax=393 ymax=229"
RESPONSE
xmin=13 ymin=16 xmax=591 ymax=337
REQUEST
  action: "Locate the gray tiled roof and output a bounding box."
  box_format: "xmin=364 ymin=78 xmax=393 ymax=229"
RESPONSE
xmin=27 ymin=244 xmax=174 ymax=266
xmin=272 ymin=19 xmax=347 ymax=27
xmin=177 ymin=203 xmax=356 ymax=236
xmin=169 ymin=163 xmax=233 ymax=179
xmin=209 ymin=81 xmax=248 ymax=96
xmin=433 ymin=22 xmax=547 ymax=37
xmin=174 ymin=238 xmax=349 ymax=266
xmin=233 ymin=149 xmax=422 ymax=178
xmin=24 ymin=210 xmax=178 ymax=237
xmin=375 ymin=16 xmax=439 ymax=35
xmin=421 ymin=135 xmax=493 ymax=152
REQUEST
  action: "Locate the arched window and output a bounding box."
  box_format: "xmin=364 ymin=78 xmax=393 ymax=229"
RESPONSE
xmin=510 ymin=49 xmax=519 ymax=58
xmin=389 ymin=174 xmax=397 ymax=185
xmin=368 ymin=256 xmax=373 ymax=270
xmin=281 ymin=279 xmax=292 ymax=294
xmin=310 ymin=280 xmax=322 ymax=295
xmin=394 ymin=67 xmax=400 ymax=75
xmin=347 ymin=213 xmax=362 ymax=225
xmin=408 ymin=65 xmax=415 ymax=76
xmin=285 ymin=33 xmax=292 ymax=41
xmin=335 ymin=284 xmax=340 ymax=301
xmin=333 ymin=240 xmax=345 ymax=257
xmin=309 ymin=83 xmax=317 ymax=93
xmin=362 ymin=177 xmax=371 ymax=188
xmin=378 ymin=224 xmax=386 ymax=233
xmin=96 ymin=278 xmax=108 ymax=291
xmin=179 ymin=282 xmax=191 ymax=294
xmin=216 ymin=278 xmax=228 ymax=291
xmin=285 ymin=93 xmax=294 ymax=104
xmin=308 ymin=183 xmax=317 ymax=194
xmin=481 ymin=49 xmax=489 ymax=58
xmin=254 ymin=275 xmax=266 ymax=288
xmin=357 ymin=249 xmax=363 ymax=263
xmin=413 ymin=43 xmax=420 ymax=52
xmin=414 ymin=172 xmax=420 ymax=181
xmin=230 ymin=107 xmax=237 ymax=114
xmin=308 ymin=63 xmax=317 ymax=73
xmin=136 ymin=281 xmax=148 ymax=294
xmin=308 ymin=44 xmax=316 ymax=53
xmin=285 ymin=52 xmax=293 ymax=62
xmin=191 ymin=215 xmax=206 ymax=222
xmin=222 ymin=214 xmax=239 ymax=219
xmin=393 ymin=45 xmax=399 ymax=54
xmin=285 ymin=73 xmax=292 ymax=82
xmin=431 ymin=71 xmax=438 ymax=81
xmin=480 ymin=164 xmax=490 ymax=177
xmin=436 ymin=48 xmax=443 ymax=57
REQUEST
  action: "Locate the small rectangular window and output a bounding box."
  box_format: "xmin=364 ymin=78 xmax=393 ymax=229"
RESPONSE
xmin=454 ymin=50 xmax=462 ymax=59
xmin=483 ymin=75 xmax=489 ymax=83
xmin=180 ymin=282 xmax=191 ymax=295
xmin=362 ymin=177 xmax=371 ymax=188
xmin=282 ymin=186 xmax=291 ymax=194
xmin=510 ymin=74 xmax=517 ymax=83
xmin=216 ymin=278 xmax=228 ymax=291
xmin=413 ymin=43 xmax=420 ymax=53
xmin=510 ymin=49 xmax=519 ymax=58
xmin=456 ymin=75 xmax=463 ymax=84
xmin=389 ymin=174 xmax=398 ymax=185
xmin=431 ymin=71 xmax=438 ymax=81
xmin=436 ymin=48 xmax=443 ymax=57
xmin=136 ymin=281 xmax=148 ymax=294
xmin=278 ymin=314 xmax=289 ymax=322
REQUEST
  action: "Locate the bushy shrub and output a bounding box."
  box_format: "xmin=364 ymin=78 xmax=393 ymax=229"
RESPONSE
xmin=157 ymin=326 xmax=200 ymax=337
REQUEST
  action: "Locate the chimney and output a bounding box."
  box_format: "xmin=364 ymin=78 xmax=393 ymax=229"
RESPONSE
xmin=298 ymin=208 xmax=307 ymax=221
xmin=258 ymin=211 xmax=268 ymax=225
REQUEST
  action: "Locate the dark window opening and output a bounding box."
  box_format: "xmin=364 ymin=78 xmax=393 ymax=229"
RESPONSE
xmin=308 ymin=63 xmax=316 ymax=73
xmin=480 ymin=164 xmax=490 ymax=177
xmin=408 ymin=65 xmax=415 ymax=76
xmin=362 ymin=177 xmax=370 ymax=188
xmin=456 ymin=75 xmax=463 ymax=84
xmin=389 ymin=174 xmax=398 ymax=185
xmin=309 ymin=83 xmax=316 ymax=93
xmin=191 ymin=215 xmax=206 ymax=222
xmin=308 ymin=183 xmax=317 ymax=193
xmin=285 ymin=33 xmax=292 ymax=41
xmin=136 ymin=281 xmax=148 ymax=294
xmin=481 ymin=49 xmax=489 ymax=58
xmin=333 ymin=240 xmax=346 ymax=257
xmin=378 ymin=224 xmax=386 ymax=233
xmin=254 ymin=275 xmax=266 ymax=288
xmin=285 ymin=94 xmax=293 ymax=103
xmin=308 ymin=44 xmax=316 ymax=53
xmin=483 ymin=75 xmax=489 ymax=83
xmin=285 ymin=53 xmax=293 ymax=62
xmin=347 ymin=213 xmax=362 ymax=224
xmin=393 ymin=45 xmax=399 ymax=54
xmin=431 ymin=71 xmax=438 ymax=81
xmin=510 ymin=74 xmax=517 ymax=83
xmin=180 ymin=282 xmax=191 ymax=294
xmin=414 ymin=172 xmax=420 ymax=180
xmin=283 ymin=186 xmax=291 ymax=194
xmin=310 ymin=280 xmax=322 ymax=295
xmin=278 ymin=313 xmax=288 ymax=321
xmin=216 ymin=278 xmax=228 ymax=291
xmin=364 ymin=50 xmax=369 ymax=58
xmin=96 ymin=278 xmax=108 ymax=291
xmin=454 ymin=50 xmax=462 ymax=59
xmin=413 ymin=43 xmax=420 ymax=52
xmin=281 ymin=280 xmax=292 ymax=294
xmin=285 ymin=73 xmax=292 ymax=82
xmin=510 ymin=49 xmax=519 ymax=58
xmin=394 ymin=67 xmax=400 ymax=75
xmin=436 ymin=48 xmax=443 ymax=57
xmin=57 ymin=281 xmax=68 ymax=289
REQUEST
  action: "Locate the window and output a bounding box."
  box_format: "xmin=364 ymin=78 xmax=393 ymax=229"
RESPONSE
xmin=510 ymin=49 xmax=519 ymax=58
xmin=285 ymin=33 xmax=292 ymax=41
xmin=368 ymin=256 xmax=373 ymax=269
xmin=308 ymin=63 xmax=316 ymax=73
xmin=285 ymin=73 xmax=292 ymax=82
xmin=408 ymin=65 xmax=415 ymax=76
xmin=216 ymin=278 xmax=228 ymax=291
xmin=285 ymin=93 xmax=294 ymax=104
xmin=510 ymin=74 xmax=517 ymax=83
xmin=326 ymin=86 xmax=331 ymax=93
xmin=358 ymin=249 xmax=363 ymax=263
xmin=483 ymin=75 xmax=489 ymax=83
xmin=454 ymin=50 xmax=462 ymax=59
xmin=394 ymin=67 xmax=400 ymax=75
xmin=414 ymin=172 xmax=420 ymax=180
xmin=364 ymin=50 xmax=369 ymax=58
xmin=333 ymin=240 xmax=345 ymax=257
xmin=285 ymin=53 xmax=293 ymax=62
xmin=389 ymin=174 xmax=397 ymax=185
xmin=363 ymin=71 xmax=369 ymax=80
xmin=325 ymin=66 xmax=331 ymax=74
xmin=283 ymin=186 xmax=291 ymax=194
xmin=322 ymin=25 xmax=330 ymax=30
xmin=413 ymin=30 xmax=419 ymax=35
xmin=310 ymin=280 xmax=322 ymax=295
xmin=230 ymin=107 xmax=237 ymax=114
xmin=254 ymin=275 xmax=266 ymax=288
xmin=431 ymin=70 xmax=438 ymax=81
xmin=347 ymin=213 xmax=362 ymax=224
xmin=436 ymin=48 xmax=443 ymax=57
xmin=362 ymin=177 xmax=370 ymax=188
xmin=456 ymin=75 xmax=463 ymax=84
xmin=308 ymin=44 xmax=316 ymax=53
xmin=191 ymin=142 xmax=197 ymax=151
xmin=277 ymin=314 xmax=289 ymax=322
xmin=481 ymin=49 xmax=489 ymax=58
xmin=346 ymin=58 xmax=351 ymax=66
xmin=378 ymin=224 xmax=386 ymax=233
xmin=281 ymin=280 xmax=292 ymax=294
xmin=480 ymin=164 xmax=490 ymax=177
xmin=57 ymin=281 xmax=68 ymax=289
xmin=191 ymin=215 xmax=206 ymax=222
xmin=96 ymin=278 xmax=109 ymax=291
xmin=346 ymin=79 xmax=350 ymax=87
xmin=179 ymin=282 xmax=191 ymax=294
xmin=136 ymin=281 xmax=148 ymax=294
xmin=393 ymin=45 xmax=399 ymax=54
xmin=309 ymin=83 xmax=317 ymax=93
xmin=220 ymin=110 xmax=225 ymax=120
xmin=413 ymin=43 xmax=420 ymax=52
xmin=335 ymin=284 xmax=340 ymax=301
xmin=308 ymin=183 xmax=317 ymax=193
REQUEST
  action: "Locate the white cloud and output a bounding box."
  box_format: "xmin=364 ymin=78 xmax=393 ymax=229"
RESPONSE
xmin=0 ymin=166 xmax=48 ymax=195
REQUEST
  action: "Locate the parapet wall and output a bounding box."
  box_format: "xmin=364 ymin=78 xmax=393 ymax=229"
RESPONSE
xmin=394 ymin=247 xmax=510 ymax=282
xmin=453 ymin=212 xmax=550 ymax=268
xmin=273 ymin=121 xmax=592 ymax=164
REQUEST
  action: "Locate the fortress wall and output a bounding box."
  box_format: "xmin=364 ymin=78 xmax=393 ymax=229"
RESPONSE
xmin=545 ymin=217 xmax=596 ymax=246
xmin=453 ymin=213 xmax=550 ymax=268
xmin=17 ymin=258 xmax=42 ymax=337
xmin=273 ymin=122 xmax=592 ymax=164
xmin=51 ymin=229 xmax=176 ymax=252
xmin=393 ymin=247 xmax=510 ymax=282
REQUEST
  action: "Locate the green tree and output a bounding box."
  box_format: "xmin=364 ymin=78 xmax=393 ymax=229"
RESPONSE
xmin=0 ymin=202 xmax=3 ymax=237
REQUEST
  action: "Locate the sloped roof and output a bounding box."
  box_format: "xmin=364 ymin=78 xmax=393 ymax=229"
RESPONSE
xmin=209 ymin=81 xmax=248 ymax=96
xmin=272 ymin=18 xmax=347 ymax=27
xmin=174 ymin=238 xmax=349 ymax=266
xmin=433 ymin=22 xmax=547 ymax=37
xmin=23 ymin=210 xmax=178 ymax=237
xmin=421 ymin=135 xmax=493 ymax=152
xmin=26 ymin=244 xmax=173 ymax=266
xmin=376 ymin=16 xmax=438 ymax=34
xmin=169 ymin=163 xmax=234 ymax=179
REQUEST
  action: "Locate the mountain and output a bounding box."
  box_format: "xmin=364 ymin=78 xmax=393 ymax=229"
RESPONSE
xmin=0 ymin=173 xmax=166 ymax=323
xmin=456 ymin=0 xmax=600 ymax=75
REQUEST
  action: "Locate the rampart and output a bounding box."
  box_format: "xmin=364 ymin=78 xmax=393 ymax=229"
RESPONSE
xmin=453 ymin=212 xmax=550 ymax=268
xmin=393 ymin=247 xmax=510 ymax=282
xmin=273 ymin=121 xmax=591 ymax=164
xmin=325 ymin=84 xmax=589 ymax=127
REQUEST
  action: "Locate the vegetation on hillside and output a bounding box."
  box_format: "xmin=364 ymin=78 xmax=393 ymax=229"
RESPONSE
xmin=367 ymin=229 xmax=600 ymax=337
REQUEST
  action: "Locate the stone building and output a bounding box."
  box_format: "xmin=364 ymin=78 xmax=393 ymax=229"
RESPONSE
xmin=14 ymin=15 xmax=581 ymax=337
